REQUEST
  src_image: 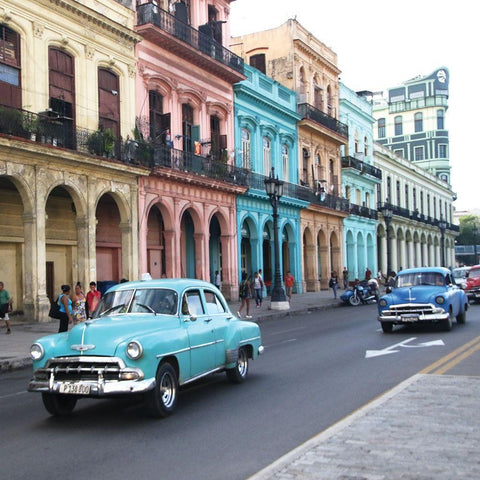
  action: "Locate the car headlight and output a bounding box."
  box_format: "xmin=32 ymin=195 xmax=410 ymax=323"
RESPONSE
xmin=379 ymin=299 xmax=388 ymax=307
xmin=126 ymin=341 xmax=143 ymax=360
xmin=435 ymin=296 xmax=445 ymax=305
xmin=30 ymin=343 xmax=44 ymax=361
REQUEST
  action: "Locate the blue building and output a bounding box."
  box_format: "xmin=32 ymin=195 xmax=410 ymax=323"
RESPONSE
xmin=234 ymin=65 xmax=307 ymax=292
xmin=339 ymin=84 xmax=382 ymax=282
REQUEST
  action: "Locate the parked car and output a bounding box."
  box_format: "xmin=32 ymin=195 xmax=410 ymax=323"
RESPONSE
xmin=377 ymin=267 xmax=468 ymax=333
xmin=464 ymin=264 xmax=480 ymax=302
xmin=452 ymin=266 xmax=470 ymax=289
xmin=29 ymin=279 xmax=264 ymax=417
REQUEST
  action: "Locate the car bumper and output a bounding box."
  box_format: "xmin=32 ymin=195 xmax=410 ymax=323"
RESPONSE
xmin=28 ymin=377 xmax=156 ymax=396
xmin=466 ymin=290 xmax=480 ymax=300
xmin=378 ymin=311 xmax=448 ymax=324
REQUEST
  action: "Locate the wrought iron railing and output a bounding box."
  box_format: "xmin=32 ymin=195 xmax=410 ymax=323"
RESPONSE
xmin=297 ymin=103 xmax=348 ymax=137
xmin=136 ymin=3 xmax=244 ymax=75
xmin=349 ymin=203 xmax=378 ymax=220
xmin=341 ymin=155 xmax=382 ymax=179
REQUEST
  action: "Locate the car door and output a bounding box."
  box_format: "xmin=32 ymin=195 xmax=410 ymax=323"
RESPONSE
xmin=202 ymin=289 xmax=233 ymax=367
xmin=181 ymin=289 xmax=216 ymax=378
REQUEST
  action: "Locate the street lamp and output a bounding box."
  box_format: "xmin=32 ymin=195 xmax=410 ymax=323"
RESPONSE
xmin=473 ymin=224 xmax=478 ymax=265
xmin=380 ymin=204 xmax=393 ymax=277
xmin=438 ymin=216 xmax=447 ymax=267
xmin=264 ymin=167 xmax=289 ymax=311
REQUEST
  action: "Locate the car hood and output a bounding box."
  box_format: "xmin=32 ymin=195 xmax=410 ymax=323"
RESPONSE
xmin=384 ymin=287 xmax=442 ymax=305
xmin=38 ymin=315 xmax=170 ymax=357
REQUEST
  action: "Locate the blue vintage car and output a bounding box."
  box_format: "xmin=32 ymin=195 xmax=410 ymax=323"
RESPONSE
xmin=29 ymin=279 xmax=264 ymax=417
xmin=377 ymin=267 xmax=468 ymax=333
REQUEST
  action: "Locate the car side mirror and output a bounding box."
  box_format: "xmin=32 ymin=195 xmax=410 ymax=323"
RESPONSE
xmin=386 ymin=286 xmax=392 ymax=294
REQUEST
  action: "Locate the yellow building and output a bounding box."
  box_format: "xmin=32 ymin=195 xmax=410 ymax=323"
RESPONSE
xmin=0 ymin=0 xmax=146 ymax=322
xmin=231 ymin=19 xmax=348 ymax=290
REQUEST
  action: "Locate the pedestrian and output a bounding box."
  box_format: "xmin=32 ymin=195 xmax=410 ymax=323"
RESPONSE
xmin=86 ymin=281 xmax=101 ymax=318
xmin=214 ymin=270 xmax=221 ymax=290
xmin=252 ymin=271 xmax=264 ymax=308
xmin=258 ymin=268 xmax=266 ymax=298
xmin=237 ymin=272 xmax=252 ymax=319
xmin=0 ymin=281 xmax=13 ymax=334
xmin=72 ymin=282 xmax=87 ymax=325
xmin=284 ymin=271 xmax=295 ymax=303
xmin=386 ymin=271 xmax=396 ymax=288
xmin=57 ymin=284 xmax=73 ymax=333
xmin=329 ymin=271 xmax=339 ymax=299
xmin=365 ymin=267 xmax=372 ymax=280
xmin=342 ymin=266 xmax=349 ymax=289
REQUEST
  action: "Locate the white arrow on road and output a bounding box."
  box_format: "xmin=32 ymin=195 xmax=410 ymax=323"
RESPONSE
xmin=365 ymin=337 xmax=445 ymax=358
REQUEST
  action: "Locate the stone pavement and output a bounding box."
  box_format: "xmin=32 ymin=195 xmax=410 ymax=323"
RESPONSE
xmin=1 ymin=289 xmax=479 ymax=480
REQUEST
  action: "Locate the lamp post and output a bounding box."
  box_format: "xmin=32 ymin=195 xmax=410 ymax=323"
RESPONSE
xmin=264 ymin=167 xmax=289 ymax=311
xmin=473 ymin=224 xmax=478 ymax=265
xmin=381 ymin=204 xmax=393 ymax=276
xmin=438 ymin=216 xmax=447 ymax=267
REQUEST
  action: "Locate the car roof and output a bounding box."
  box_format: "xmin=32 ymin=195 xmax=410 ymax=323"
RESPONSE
xmin=396 ymin=267 xmax=450 ymax=276
xmin=105 ymin=278 xmax=218 ymax=293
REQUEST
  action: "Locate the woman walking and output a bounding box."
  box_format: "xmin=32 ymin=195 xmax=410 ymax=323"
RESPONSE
xmin=237 ymin=272 xmax=252 ymax=319
xmin=72 ymin=282 xmax=87 ymax=325
xmin=57 ymin=284 xmax=74 ymax=333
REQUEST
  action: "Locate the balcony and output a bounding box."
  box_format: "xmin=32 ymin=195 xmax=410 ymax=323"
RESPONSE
xmin=297 ymin=103 xmax=348 ymax=138
xmin=136 ymin=3 xmax=244 ymax=83
xmin=342 ymin=156 xmax=382 ymax=180
xmin=349 ymin=203 xmax=378 ymax=220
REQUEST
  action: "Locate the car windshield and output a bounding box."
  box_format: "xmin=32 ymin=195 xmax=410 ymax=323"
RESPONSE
xmin=395 ymin=272 xmax=445 ymax=288
xmin=92 ymin=288 xmax=178 ymax=317
xmin=468 ymin=269 xmax=480 ymax=279
xmin=453 ymin=269 xmax=469 ymax=279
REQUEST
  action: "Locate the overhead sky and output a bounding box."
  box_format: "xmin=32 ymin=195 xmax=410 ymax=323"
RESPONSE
xmin=229 ymin=0 xmax=476 ymax=213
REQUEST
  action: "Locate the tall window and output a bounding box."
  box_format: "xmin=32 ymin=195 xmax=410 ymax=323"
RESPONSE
xmin=263 ymin=137 xmax=271 ymax=175
xmin=250 ymin=54 xmax=266 ymax=74
xmin=386 ymin=176 xmax=391 ymax=203
xmin=98 ymin=68 xmax=120 ymax=137
xmin=414 ymin=112 xmax=423 ymax=132
xmin=354 ymin=131 xmax=359 ymax=153
xmin=396 ymin=180 xmax=401 ymax=205
xmin=394 ymin=115 xmax=403 ymax=136
xmin=241 ymin=128 xmax=251 ymax=169
xmin=438 ymin=144 xmax=447 ymax=158
xmin=0 ymin=25 xmax=21 ymax=107
xmin=364 ymin=136 xmax=368 ymax=156
xmin=281 ymin=144 xmax=289 ymax=182
xmin=313 ymin=76 xmax=323 ymax=110
xmin=427 ymin=194 xmax=431 ymax=217
xmin=326 ymin=85 xmax=333 ymax=116
xmin=405 ymin=184 xmax=409 ymax=209
xmin=182 ymin=103 xmax=194 ymax=152
xmin=414 ymin=146 xmax=424 ymax=161
xmin=413 ymin=187 xmax=417 ymax=211
xmin=437 ymin=110 xmax=444 ymax=129
xmin=378 ymin=118 xmax=386 ymax=138
xmin=149 ymin=90 xmax=163 ymax=139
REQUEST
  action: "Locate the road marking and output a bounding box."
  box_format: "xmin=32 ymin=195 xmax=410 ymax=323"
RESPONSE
xmin=0 ymin=391 xmax=28 ymax=401
xmin=365 ymin=337 xmax=445 ymax=358
xmin=420 ymin=335 xmax=480 ymax=375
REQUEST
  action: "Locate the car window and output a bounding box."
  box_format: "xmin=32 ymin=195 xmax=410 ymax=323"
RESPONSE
xmin=469 ymin=269 xmax=480 ymax=279
xmin=131 ymin=288 xmax=178 ymax=315
xmin=94 ymin=289 xmax=134 ymax=317
xmin=204 ymin=291 xmax=226 ymax=314
xmin=396 ymin=272 xmax=444 ymax=288
xmin=182 ymin=290 xmax=204 ymax=316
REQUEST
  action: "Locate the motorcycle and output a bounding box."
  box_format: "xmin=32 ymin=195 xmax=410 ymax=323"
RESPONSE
xmin=340 ymin=280 xmax=378 ymax=306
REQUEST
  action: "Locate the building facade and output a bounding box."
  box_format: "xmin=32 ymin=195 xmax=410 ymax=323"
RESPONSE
xmin=0 ymin=0 xmax=146 ymax=322
xmin=374 ymin=143 xmax=457 ymax=274
xmin=135 ymin=0 xmax=246 ymax=300
xmin=231 ymin=19 xmax=349 ymax=291
xmin=234 ymin=64 xmax=306 ymax=292
xmin=372 ymin=67 xmax=451 ymax=183
xmin=339 ymin=84 xmax=381 ymax=281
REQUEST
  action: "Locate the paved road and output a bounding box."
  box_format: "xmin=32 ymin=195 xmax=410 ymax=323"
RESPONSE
xmin=2 ymin=300 xmax=480 ymax=479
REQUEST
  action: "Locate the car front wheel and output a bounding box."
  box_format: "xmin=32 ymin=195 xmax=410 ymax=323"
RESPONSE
xmin=226 ymin=347 xmax=249 ymax=383
xmin=381 ymin=322 xmax=393 ymax=333
xmin=456 ymin=307 xmax=467 ymax=324
xmin=442 ymin=309 xmax=454 ymax=331
xmin=42 ymin=393 xmax=77 ymax=416
xmin=146 ymin=362 xmax=178 ymax=418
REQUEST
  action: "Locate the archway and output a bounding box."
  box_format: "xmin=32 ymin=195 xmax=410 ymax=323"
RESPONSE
xmin=146 ymin=204 xmax=165 ymax=279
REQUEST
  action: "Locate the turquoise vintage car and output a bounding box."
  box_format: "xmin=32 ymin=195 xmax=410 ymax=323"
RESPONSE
xmin=377 ymin=267 xmax=468 ymax=333
xmin=29 ymin=279 xmax=264 ymax=417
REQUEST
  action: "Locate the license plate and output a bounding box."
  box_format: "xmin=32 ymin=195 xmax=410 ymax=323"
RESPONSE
xmin=401 ymin=314 xmax=419 ymax=322
xmin=59 ymin=383 xmax=91 ymax=395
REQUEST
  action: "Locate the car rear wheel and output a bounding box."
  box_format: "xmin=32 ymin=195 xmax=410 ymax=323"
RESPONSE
xmin=456 ymin=307 xmax=467 ymax=324
xmin=349 ymin=294 xmax=361 ymax=306
xmin=381 ymin=322 xmax=393 ymax=333
xmin=226 ymin=347 xmax=249 ymax=383
xmin=42 ymin=393 xmax=77 ymax=416
xmin=146 ymin=362 xmax=178 ymax=418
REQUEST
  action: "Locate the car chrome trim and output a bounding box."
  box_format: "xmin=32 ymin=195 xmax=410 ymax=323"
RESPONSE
xmin=156 ymin=347 xmax=190 ymax=359
xmin=238 ymin=336 xmax=261 ymax=345
xmin=180 ymin=367 xmax=224 ymax=386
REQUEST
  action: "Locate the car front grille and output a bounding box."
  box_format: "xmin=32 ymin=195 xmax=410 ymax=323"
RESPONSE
xmin=37 ymin=356 xmax=124 ymax=382
xmin=383 ymin=303 xmax=436 ymax=316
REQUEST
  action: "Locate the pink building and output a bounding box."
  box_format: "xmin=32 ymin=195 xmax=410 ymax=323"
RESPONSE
xmin=135 ymin=0 xmax=245 ymax=299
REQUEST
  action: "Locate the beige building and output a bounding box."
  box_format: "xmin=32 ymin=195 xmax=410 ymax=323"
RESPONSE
xmin=231 ymin=19 xmax=348 ymax=290
xmin=0 ymin=0 xmax=147 ymax=322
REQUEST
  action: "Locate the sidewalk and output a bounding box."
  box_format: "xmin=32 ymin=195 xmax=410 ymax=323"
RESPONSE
xmin=0 ymin=290 xmax=340 ymax=373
